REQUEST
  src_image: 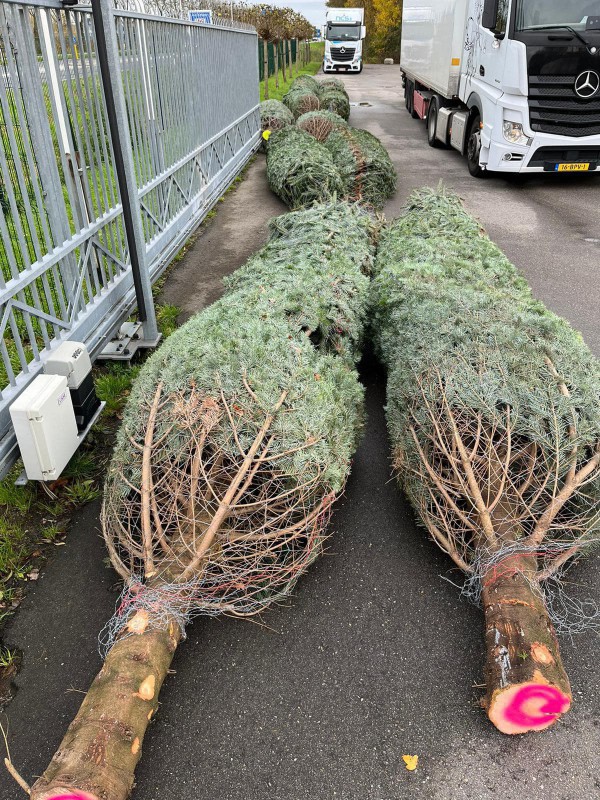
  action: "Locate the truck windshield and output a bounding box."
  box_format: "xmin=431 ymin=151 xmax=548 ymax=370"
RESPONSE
xmin=516 ymin=0 xmax=600 ymax=30
xmin=326 ymin=24 xmax=360 ymax=41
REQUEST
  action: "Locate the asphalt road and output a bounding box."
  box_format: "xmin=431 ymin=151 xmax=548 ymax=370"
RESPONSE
xmin=1 ymin=65 xmax=599 ymax=800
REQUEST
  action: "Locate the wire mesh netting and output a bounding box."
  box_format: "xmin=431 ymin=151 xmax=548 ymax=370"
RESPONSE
xmin=259 ymin=99 xmax=294 ymax=151
xmin=296 ymin=110 xmax=348 ymax=142
xmin=324 ymin=127 xmax=397 ymax=208
xmin=319 ymin=88 xmax=350 ymax=121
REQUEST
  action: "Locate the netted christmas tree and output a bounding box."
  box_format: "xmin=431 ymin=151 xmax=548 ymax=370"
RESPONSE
xmin=225 ymin=202 xmax=374 ymax=365
xmin=319 ymin=76 xmax=346 ymax=93
xmin=325 ymin=127 xmax=397 ymax=209
xmin=260 ymin=99 xmax=294 ymax=134
xmin=266 ymin=126 xmax=344 ymax=209
xmin=28 ymin=202 xmax=375 ymax=800
xmin=371 ymin=187 xmax=600 ymax=734
xmin=259 ymin=99 xmax=295 ymax=151
xmin=281 ymin=75 xmax=350 ymax=120
xmin=319 ymin=87 xmax=351 ymax=121
xmin=297 ymin=109 xmax=348 ymax=142
xmin=282 ymin=84 xmax=320 ymax=118
xmin=293 ymin=74 xmax=321 ymax=93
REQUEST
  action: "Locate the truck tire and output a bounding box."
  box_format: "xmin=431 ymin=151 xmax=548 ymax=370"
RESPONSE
xmin=407 ymin=82 xmax=419 ymax=119
xmin=466 ymin=113 xmax=486 ymax=178
xmin=427 ymin=97 xmax=444 ymax=148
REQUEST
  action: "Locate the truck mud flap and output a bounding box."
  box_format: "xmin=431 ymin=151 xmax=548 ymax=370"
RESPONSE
xmin=413 ymin=90 xmax=432 ymax=120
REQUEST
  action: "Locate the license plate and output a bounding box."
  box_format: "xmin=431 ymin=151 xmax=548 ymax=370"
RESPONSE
xmin=556 ymin=162 xmax=590 ymax=172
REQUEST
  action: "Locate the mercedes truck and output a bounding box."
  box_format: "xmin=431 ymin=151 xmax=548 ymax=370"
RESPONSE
xmin=323 ymin=8 xmax=366 ymax=73
xmin=400 ymin=0 xmax=600 ymax=176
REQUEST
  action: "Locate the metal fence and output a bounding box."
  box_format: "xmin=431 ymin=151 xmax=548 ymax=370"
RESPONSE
xmin=257 ymin=38 xmax=297 ymax=82
xmin=0 ymin=0 xmax=260 ymax=476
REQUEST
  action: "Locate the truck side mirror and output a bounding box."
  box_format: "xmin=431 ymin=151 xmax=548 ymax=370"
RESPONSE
xmin=321 ymin=24 xmax=327 ymax=38
xmin=361 ymin=25 xmax=366 ymax=39
xmin=481 ymin=0 xmax=499 ymax=30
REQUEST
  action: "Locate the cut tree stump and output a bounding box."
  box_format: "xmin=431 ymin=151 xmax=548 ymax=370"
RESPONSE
xmin=30 ymin=619 xmax=181 ymax=800
xmin=481 ymin=555 xmax=571 ymax=734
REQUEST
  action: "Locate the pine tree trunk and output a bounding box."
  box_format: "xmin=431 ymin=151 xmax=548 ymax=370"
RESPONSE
xmin=30 ymin=617 xmax=182 ymax=800
xmin=481 ymin=554 xmax=571 ymax=734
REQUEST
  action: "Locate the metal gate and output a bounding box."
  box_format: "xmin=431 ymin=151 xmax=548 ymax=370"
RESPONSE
xmin=0 ymin=0 xmax=260 ymax=475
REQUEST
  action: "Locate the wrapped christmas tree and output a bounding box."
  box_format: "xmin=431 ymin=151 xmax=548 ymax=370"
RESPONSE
xmin=372 ymin=188 xmax=600 ymax=734
xmin=28 ymin=203 xmax=374 ymax=799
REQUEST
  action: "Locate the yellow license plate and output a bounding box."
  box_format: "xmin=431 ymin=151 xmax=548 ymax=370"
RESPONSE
xmin=557 ymin=163 xmax=589 ymax=172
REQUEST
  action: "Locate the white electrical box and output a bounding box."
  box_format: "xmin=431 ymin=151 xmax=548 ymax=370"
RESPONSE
xmin=10 ymin=374 xmax=79 ymax=481
xmin=44 ymin=340 xmax=91 ymax=390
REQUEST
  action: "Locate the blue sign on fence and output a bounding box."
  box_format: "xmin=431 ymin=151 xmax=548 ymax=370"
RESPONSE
xmin=188 ymin=9 xmax=213 ymax=24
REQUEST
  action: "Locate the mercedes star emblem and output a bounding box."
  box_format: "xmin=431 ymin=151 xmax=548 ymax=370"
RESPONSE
xmin=574 ymin=70 xmax=600 ymax=99
xmin=340 ymin=47 xmax=346 ymax=53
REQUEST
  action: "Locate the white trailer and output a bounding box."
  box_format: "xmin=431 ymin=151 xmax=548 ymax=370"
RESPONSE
xmin=323 ymin=8 xmax=366 ymax=74
xmin=401 ymin=0 xmax=600 ymax=176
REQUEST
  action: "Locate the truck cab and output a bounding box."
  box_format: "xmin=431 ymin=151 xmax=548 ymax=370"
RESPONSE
xmin=323 ymin=8 xmax=366 ymax=73
xmin=401 ymin=0 xmax=600 ymax=176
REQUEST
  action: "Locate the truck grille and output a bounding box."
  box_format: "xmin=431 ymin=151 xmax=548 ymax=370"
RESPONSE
xmin=529 ymin=74 xmax=600 ymax=137
xmin=330 ymin=47 xmax=355 ymax=62
xmin=529 ymin=145 xmax=600 ymax=167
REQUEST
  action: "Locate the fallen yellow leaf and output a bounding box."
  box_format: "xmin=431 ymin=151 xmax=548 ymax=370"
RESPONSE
xmin=262 ymin=129 xmax=271 ymax=141
xmin=402 ymin=754 xmax=418 ymax=771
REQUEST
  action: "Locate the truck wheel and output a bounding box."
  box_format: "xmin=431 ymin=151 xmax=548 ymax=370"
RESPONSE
xmin=427 ymin=97 xmax=444 ymax=148
xmin=467 ymin=113 xmax=486 ymax=178
xmin=407 ymin=82 xmax=419 ymax=119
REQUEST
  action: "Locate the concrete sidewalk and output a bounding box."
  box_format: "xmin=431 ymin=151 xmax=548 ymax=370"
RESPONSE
xmin=1 ymin=66 xmax=599 ymax=800
xmin=159 ymin=157 xmax=285 ymax=324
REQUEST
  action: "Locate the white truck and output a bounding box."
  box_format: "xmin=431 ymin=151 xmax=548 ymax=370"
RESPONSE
xmin=400 ymin=0 xmax=600 ymax=177
xmin=323 ymin=8 xmax=366 ymax=74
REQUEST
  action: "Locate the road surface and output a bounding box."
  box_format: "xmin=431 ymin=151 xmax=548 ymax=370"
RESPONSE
xmin=1 ymin=65 xmax=598 ymax=800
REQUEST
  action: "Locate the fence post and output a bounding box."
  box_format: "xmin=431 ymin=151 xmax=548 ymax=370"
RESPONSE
xmin=91 ymin=0 xmax=159 ymax=345
xmin=262 ymin=39 xmax=269 ymax=98
xmin=268 ymin=40 xmax=275 ymax=76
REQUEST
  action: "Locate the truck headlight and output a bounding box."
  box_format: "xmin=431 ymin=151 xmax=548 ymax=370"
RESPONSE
xmin=502 ymin=121 xmax=532 ymax=146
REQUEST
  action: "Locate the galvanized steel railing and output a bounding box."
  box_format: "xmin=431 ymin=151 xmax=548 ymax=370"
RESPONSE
xmin=0 ymin=0 xmax=260 ymax=475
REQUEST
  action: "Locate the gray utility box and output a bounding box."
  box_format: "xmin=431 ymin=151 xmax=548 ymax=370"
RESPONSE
xmin=44 ymin=341 xmax=100 ymax=432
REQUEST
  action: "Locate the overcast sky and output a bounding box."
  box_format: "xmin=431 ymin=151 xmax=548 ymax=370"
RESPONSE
xmin=268 ymin=0 xmax=328 ymax=28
